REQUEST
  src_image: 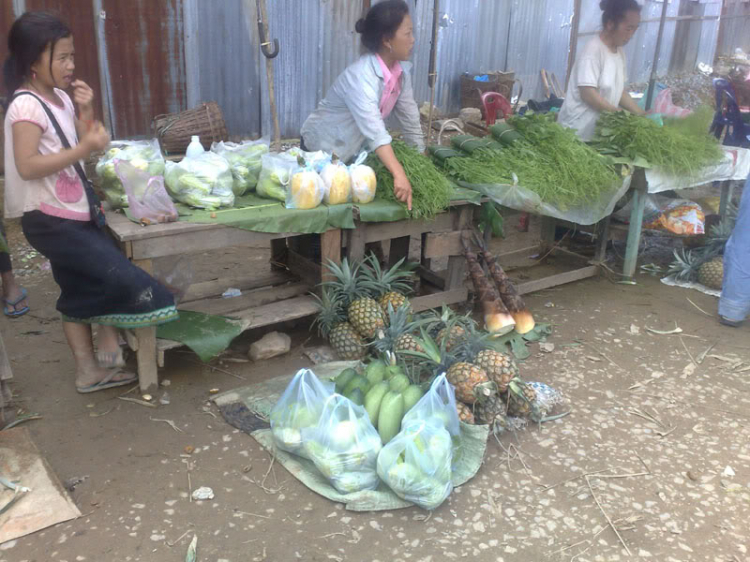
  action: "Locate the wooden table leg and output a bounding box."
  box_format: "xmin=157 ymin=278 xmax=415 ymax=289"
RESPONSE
xmin=345 ymin=222 xmax=366 ymax=262
xmin=719 ymin=180 xmax=734 ymax=220
xmin=594 ymin=216 xmax=611 ymax=263
xmin=622 ymin=169 xmax=647 ymax=281
xmin=132 ymin=258 xmax=159 ymax=394
xmin=539 ymin=216 xmax=557 ymax=255
xmin=320 ymin=229 xmax=341 ymax=283
xmin=445 ymin=207 xmax=473 ymax=290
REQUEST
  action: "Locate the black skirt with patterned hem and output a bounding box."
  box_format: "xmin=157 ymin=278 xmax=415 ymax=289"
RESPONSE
xmin=21 ymin=211 xmax=178 ymax=328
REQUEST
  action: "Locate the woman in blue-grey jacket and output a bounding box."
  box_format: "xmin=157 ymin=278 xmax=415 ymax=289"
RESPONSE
xmin=719 ymin=175 xmax=750 ymax=327
xmin=301 ymin=0 xmax=424 ymax=211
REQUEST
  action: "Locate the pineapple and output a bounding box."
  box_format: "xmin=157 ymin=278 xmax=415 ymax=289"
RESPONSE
xmin=506 ymin=379 xmax=538 ymax=419
xmin=474 ymin=393 xmax=508 ymax=430
xmin=456 ymin=402 xmax=475 ymax=425
xmin=311 ymin=288 xmax=366 ymax=360
xmin=324 ymin=258 xmax=385 ymax=340
xmin=361 ymin=254 xmax=414 ymax=316
xmin=372 ymin=303 xmax=425 ymax=357
xmin=437 ymin=325 xmax=466 ymax=352
xmin=698 ymin=257 xmax=723 ymax=290
xmin=445 ymin=362 xmax=493 ymax=405
xmin=454 ymin=324 xmax=518 ymax=393
xmin=396 ymin=333 xmax=424 ymax=354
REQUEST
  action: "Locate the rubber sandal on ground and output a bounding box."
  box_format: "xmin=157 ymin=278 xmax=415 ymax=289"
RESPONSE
xmin=96 ymin=349 xmax=127 ymax=369
xmin=719 ymin=316 xmax=743 ymax=328
xmin=3 ymin=287 xmax=29 ymax=318
xmin=76 ymin=368 xmax=138 ymax=394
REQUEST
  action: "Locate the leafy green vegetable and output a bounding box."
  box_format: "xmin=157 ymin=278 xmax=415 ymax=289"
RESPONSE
xmin=367 ymin=140 xmax=453 ymax=220
xmin=211 ymin=140 xmax=269 ymax=196
xmin=592 ymin=110 xmax=723 ymax=177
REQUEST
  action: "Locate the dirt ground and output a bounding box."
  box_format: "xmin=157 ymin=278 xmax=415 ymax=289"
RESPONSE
xmin=1 ymin=214 xmax=749 ymax=562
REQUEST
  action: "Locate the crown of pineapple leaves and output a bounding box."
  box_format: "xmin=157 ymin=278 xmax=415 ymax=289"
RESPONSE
xmin=321 ymin=258 xmax=370 ymax=308
xmin=372 ymin=303 xmax=432 ymax=354
xmin=360 ymin=254 xmax=416 ymax=296
xmin=310 ymin=286 xmax=346 ymax=338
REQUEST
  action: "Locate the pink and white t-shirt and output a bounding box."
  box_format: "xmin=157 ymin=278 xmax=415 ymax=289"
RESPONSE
xmin=3 ymin=88 xmax=90 ymax=221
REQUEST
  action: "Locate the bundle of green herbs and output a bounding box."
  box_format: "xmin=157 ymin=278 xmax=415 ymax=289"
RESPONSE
xmin=438 ymin=115 xmax=620 ymax=210
xmin=367 ymin=140 xmax=453 ymax=220
xmin=593 ymin=110 xmax=723 ymax=176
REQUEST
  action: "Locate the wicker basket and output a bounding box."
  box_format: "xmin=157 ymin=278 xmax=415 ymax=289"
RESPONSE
xmin=152 ymin=101 xmax=228 ymax=156
xmin=460 ymin=72 xmax=515 ymax=115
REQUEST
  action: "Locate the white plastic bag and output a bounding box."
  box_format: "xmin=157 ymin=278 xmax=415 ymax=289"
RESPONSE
xmin=321 ymin=161 xmax=352 ymax=205
xmin=164 ymin=152 xmax=235 ymax=209
xmin=401 ymin=374 xmax=461 ymax=438
xmin=96 ymin=139 xmax=165 ymax=209
xmin=257 ymin=152 xmax=298 ymax=202
xmin=377 ymin=419 xmax=453 ymax=510
xmin=349 ymin=151 xmax=377 ymax=204
xmin=211 ymin=139 xmax=269 ymax=196
xmin=270 ymin=369 xmax=334 ymax=458
xmin=305 ymin=393 xmax=382 ymax=494
xmin=286 ymin=163 xmax=326 ymax=210
xmin=115 ymin=161 xmax=178 ymax=224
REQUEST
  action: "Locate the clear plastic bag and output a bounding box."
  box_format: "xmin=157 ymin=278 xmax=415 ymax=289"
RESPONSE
xmin=96 ymin=139 xmax=165 ymax=209
xmin=115 ymin=161 xmax=179 ymax=225
xmin=320 ymin=161 xmax=352 ymax=205
xmin=152 ymin=255 xmax=195 ymax=304
xmin=401 ymin=374 xmax=461 ymax=438
xmin=270 ymin=369 xmax=334 ymax=458
xmin=257 ymin=152 xmax=298 ymax=202
xmin=164 ymin=152 xmax=235 ymax=209
xmin=285 ymin=163 xmax=325 ymax=210
xmin=210 ymin=139 xmax=269 ymax=196
xmin=376 ymin=419 xmax=453 ymax=510
xmin=349 ymin=151 xmax=377 ymax=204
xmin=304 ymin=393 xmax=382 ymax=494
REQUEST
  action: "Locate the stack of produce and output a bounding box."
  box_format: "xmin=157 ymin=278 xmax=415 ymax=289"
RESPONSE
xmin=592 ymin=109 xmax=724 ymax=176
xmin=436 ymin=115 xmax=620 ymax=210
xmin=312 ymin=255 xmax=415 ymax=360
xmin=164 ymin=151 xmax=235 ymax=209
xmin=211 ymin=140 xmax=269 ymax=196
xmin=257 ymin=152 xmax=327 ymax=210
xmin=367 ymin=140 xmax=453 ymax=219
xmin=96 ymin=139 xmax=166 ymax=209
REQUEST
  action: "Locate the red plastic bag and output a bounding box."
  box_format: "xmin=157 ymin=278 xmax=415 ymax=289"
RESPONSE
xmin=116 ymin=161 xmax=179 ymax=225
xmin=650 ymin=88 xmax=691 ymax=118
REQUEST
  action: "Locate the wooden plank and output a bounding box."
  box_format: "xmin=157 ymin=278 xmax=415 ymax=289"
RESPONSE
xmin=132 ymin=257 xmax=159 ymax=393
xmin=416 ymin=265 xmax=446 ymax=290
xmin=516 ymin=265 xmax=599 ymax=295
xmin=231 ymin=294 xmax=319 ymax=328
xmin=411 ymin=288 xmax=468 ymax=313
xmin=130 ymin=227 xmax=283 ymax=260
xmin=179 ymin=282 xmax=311 ymax=316
xmin=423 ymin=231 xmax=463 ymax=259
xmin=182 ymin=271 xmax=294 ymax=303
xmin=346 ymin=223 xmax=367 ymax=261
xmin=320 ymin=229 xmax=341 ymax=283
xmin=362 ymin=213 xmax=454 ymax=243
xmin=123 ymin=329 xmax=139 ymax=352
xmin=286 ymin=250 xmax=322 ymax=284
xmin=445 ymin=207 xmax=473 ymax=290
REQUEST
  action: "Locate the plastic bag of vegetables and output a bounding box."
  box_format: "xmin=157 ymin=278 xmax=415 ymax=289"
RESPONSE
xmin=115 ymin=161 xmax=178 ymax=224
xmin=96 ymin=139 xmax=165 ymax=209
xmin=320 ymin=160 xmax=352 ymax=205
xmin=305 ymin=393 xmax=382 ymax=494
xmin=164 ymin=152 xmax=235 ymax=210
xmin=211 ymin=139 xmax=269 ymax=196
xmin=257 ymin=152 xmax=298 ymax=202
xmin=270 ymin=368 xmax=334 ymax=458
xmin=401 ymin=374 xmax=460 ymax=438
xmin=377 ymin=419 xmax=453 ymax=510
xmin=349 ymin=151 xmax=377 ymax=204
xmin=286 ymin=161 xmax=326 ymax=210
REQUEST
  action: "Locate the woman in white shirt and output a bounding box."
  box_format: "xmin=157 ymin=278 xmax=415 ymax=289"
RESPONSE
xmin=301 ymin=0 xmax=424 ymax=210
xmin=558 ymin=0 xmax=645 ymax=141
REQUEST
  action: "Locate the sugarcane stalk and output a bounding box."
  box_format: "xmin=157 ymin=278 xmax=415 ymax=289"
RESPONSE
xmin=462 ymin=238 xmax=515 ymax=336
xmin=474 ymin=232 xmax=535 ymax=334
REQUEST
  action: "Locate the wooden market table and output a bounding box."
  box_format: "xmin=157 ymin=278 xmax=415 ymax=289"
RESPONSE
xmin=106 ymin=201 xmax=481 ymax=393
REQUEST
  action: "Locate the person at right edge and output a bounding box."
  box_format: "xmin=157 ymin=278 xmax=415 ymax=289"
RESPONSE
xmin=719 ymin=175 xmax=750 ymax=327
xmin=558 ymin=0 xmax=645 ymax=141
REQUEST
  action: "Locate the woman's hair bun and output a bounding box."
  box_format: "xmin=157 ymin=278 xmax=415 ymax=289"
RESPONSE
xmin=599 ymin=0 xmax=611 ymax=11
xmin=355 ymin=18 xmax=366 ymax=34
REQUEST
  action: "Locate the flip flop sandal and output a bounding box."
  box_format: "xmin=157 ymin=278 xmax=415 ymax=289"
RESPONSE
xmin=96 ymin=349 xmax=127 ymax=369
xmin=76 ymin=368 xmax=138 ymax=394
xmin=3 ymin=287 xmax=29 ymax=318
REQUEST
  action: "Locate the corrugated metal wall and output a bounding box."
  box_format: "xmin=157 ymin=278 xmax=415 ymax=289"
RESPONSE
xmin=0 ymin=0 xmax=745 ymax=143
xmin=717 ymin=0 xmax=750 ymax=57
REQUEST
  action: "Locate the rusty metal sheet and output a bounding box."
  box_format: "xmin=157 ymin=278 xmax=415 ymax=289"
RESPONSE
xmin=101 ymin=0 xmax=187 ymax=139
xmin=25 ymin=0 xmax=105 ymax=122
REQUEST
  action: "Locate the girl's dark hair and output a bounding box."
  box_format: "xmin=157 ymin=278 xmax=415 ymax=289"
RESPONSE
xmin=600 ymin=0 xmax=641 ymax=29
xmin=3 ymin=12 xmax=71 ymax=95
xmin=355 ymin=0 xmax=409 ymax=54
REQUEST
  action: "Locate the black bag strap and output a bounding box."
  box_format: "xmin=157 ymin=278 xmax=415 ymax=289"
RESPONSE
xmin=11 ymin=91 xmax=106 ymax=228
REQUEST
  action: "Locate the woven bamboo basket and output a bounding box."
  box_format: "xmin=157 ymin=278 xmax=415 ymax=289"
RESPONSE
xmin=460 ymin=71 xmax=515 ymax=115
xmin=152 ymin=101 xmax=228 ymax=156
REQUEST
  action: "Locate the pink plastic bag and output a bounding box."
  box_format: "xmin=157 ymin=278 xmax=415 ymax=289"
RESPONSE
xmin=650 ymin=88 xmax=691 ymax=118
xmin=115 ymin=161 xmax=179 ymax=225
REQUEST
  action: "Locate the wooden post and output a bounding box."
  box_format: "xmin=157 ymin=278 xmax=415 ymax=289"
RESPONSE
xmin=565 ymin=0 xmax=583 ymax=90
xmin=320 ymin=229 xmax=342 ymax=283
xmin=345 ymin=223 xmax=367 ymax=262
xmin=539 ymin=216 xmax=557 ymax=255
xmin=718 ymin=180 xmax=734 ymax=220
xmin=444 ymin=206 xmax=472 ymax=290
xmin=133 ymin=258 xmax=159 ymax=394
xmin=622 ymin=169 xmax=648 ymax=281
xmin=594 ymin=216 xmax=611 ymax=264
